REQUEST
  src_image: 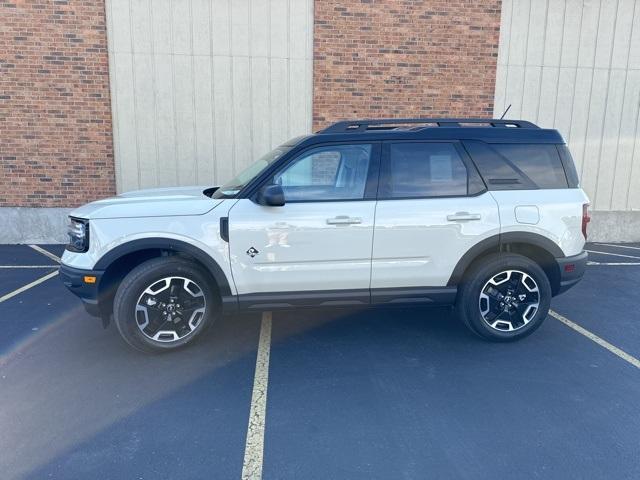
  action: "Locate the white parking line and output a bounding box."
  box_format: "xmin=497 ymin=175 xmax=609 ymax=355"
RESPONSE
xmin=549 ymin=310 xmax=640 ymax=369
xmin=0 ymin=270 xmax=59 ymax=304
xmin=587 ymin=261 xmax=640 ymax=266
xmin=242 ymin=311 xmax=273 ymax=480
xmin=0 ymin=265 xmax=60 ymax=269
xmin=585 ymin=250 xmax=640 ymax=260
xmin=594 ymin=243 xmax=640 ymax=251
xmin=28 ymin=244 xmax=61 ymax=263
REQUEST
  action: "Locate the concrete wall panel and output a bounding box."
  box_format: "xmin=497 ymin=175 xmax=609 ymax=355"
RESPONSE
xmin=106 ymin=0 xmax=313 ymax=193
xmin=495 ymin=0 xmax=640 ymax=214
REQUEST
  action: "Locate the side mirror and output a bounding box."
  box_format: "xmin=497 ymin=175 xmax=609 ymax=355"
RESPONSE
xmin=256 ymin=184 xmax=285 ymax=207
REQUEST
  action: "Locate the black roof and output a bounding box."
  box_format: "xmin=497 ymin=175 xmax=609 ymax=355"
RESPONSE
xmin=300 ymin=118 xmax=565 ymax=145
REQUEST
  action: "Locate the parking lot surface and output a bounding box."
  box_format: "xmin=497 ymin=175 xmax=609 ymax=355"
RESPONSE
xmin=1 ymin=243 xmax=639 ymax=479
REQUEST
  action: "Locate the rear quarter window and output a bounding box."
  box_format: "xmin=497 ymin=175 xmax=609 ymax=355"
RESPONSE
xmin=463 ymin=141 xmax=569 ymax=190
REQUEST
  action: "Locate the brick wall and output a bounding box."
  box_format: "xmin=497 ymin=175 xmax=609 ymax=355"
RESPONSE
xmin=0 ymin=0 xmax=114 ymax=208
xmin=313 ymin=0 xmax=502 ymax=130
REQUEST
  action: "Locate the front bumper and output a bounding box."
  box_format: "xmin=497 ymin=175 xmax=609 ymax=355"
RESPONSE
xmin=555 ymin=250 xmax=588 ymax=295
xmin=59 ymin=264 xmax=105 ymax=317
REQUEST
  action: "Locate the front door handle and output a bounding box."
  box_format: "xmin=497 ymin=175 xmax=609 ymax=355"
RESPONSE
xmin=447 ymin=212 xmax=481 ymax=222
xmin=326 ymin=215 xmax=362 ymax=225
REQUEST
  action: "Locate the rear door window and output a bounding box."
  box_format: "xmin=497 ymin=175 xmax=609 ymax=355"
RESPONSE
xmin=379 ymin=142 xmax=481 ymax=199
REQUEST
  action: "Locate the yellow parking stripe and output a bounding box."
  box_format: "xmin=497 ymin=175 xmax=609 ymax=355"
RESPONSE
xmin=549 ymin=310 xmax=640 ymax=369
xmin=0 ymin=271 xmax=59 ymax=304
xmin=242 ymin=311 xmax=273 ymax=480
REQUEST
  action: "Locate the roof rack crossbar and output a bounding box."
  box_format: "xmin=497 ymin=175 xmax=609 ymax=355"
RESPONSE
xmin=320 ymin=118 xmax=538 ymax=133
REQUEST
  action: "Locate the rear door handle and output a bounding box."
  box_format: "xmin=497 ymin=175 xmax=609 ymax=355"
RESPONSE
xmin=447 ymin=212 xmax=481 ymax=222
xmin=326 ymin=215 xmax=362 ymax=225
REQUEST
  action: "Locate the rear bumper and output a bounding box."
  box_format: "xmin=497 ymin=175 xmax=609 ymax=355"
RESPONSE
xmin=59 ymin=264 xmax=104 ymax=317
xmin=555 ymin=251 xmax=588 ymax=295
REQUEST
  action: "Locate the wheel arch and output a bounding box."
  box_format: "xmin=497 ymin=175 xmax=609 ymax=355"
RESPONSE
xmin=94 ymin=238 xmax=235 ymax=319
xmin=448 ymin=232 xmax=564 ymax=295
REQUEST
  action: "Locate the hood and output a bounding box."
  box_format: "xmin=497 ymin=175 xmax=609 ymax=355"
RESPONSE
xmin=70 ymin=186 xmax=224 ymax=220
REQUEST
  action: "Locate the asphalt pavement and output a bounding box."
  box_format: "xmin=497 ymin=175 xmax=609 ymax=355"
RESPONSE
xmin=0 ymin=243 xmax=639 ymax=479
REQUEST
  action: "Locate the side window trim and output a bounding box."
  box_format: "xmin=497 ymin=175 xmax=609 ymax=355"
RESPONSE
xmin=453 ymin=141 xmax=488 ymax=196
xmin=378 ymin=140 xmax=486 ymax=200
xmin=253 ymin=142 xmax=381 ymax=203
xmin=556 ymin=144 xmax=579 ymax=188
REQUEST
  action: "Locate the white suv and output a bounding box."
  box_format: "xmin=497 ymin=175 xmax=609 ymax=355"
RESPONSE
xmin=60 ymin=118 xmax=589 ymax=352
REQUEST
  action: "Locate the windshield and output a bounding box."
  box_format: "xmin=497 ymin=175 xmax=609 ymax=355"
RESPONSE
xmin=212 ymin=144 xmax=294 ymax=198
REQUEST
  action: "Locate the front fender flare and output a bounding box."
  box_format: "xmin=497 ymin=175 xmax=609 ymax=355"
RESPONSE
xmin=93 ymin=238 xmax=233 ymax=300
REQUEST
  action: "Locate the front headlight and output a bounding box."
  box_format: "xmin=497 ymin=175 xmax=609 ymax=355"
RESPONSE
xmin=66 ymin=217 xmax=89 ymax=253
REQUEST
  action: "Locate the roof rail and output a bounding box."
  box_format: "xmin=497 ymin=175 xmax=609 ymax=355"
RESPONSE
xmin=319 ymin=118 xmax=539 ymax=134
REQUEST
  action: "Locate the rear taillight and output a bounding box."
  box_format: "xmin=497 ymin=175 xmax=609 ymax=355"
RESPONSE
xmin=582 ymin=204 xmax=590 ymax=239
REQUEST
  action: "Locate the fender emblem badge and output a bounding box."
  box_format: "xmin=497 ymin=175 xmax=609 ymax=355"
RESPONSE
xmin=246 ymin=247 xmax=259 ymax=258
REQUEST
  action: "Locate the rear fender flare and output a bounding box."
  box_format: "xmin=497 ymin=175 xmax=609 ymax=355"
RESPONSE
xmin=447 ymin=232 xmax=564 ymax=286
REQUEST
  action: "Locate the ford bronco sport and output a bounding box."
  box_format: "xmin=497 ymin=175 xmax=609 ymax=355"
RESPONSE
xmin=60 ymin=118 xmax=589 ymax=352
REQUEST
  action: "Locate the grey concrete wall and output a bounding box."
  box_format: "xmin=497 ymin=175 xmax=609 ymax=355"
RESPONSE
xmin=588 ymin=210 xmax=640 ymax=242
xmin=0 ymin=207 xmax=71 ymax=244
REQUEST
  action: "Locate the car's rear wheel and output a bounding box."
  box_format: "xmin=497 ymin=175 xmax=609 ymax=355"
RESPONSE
xmin=113 ymin=257 xmax=218 ymax=353
xmin=456 ymin=253 xmax=551 ymax=341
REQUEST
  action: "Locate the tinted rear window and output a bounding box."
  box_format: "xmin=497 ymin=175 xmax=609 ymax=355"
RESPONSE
xmin=463 ymin=141 xmax=569 ymax=190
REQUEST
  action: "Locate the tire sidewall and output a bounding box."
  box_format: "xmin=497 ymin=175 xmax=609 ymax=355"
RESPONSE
xmin=114 ymin=258 xmax=218 ymax=353
xmin=460 ymin=254 xmax=551 ymax=341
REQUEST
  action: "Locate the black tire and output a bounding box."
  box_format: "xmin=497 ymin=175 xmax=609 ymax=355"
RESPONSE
xmin=455 ymin=253 xmax=551 ymax=342
xmin=113 ymin=257 xmax=219 ymax=353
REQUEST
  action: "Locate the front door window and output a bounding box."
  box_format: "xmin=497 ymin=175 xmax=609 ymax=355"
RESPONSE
xmin=273 ymin=145 xmax=372 ymax=201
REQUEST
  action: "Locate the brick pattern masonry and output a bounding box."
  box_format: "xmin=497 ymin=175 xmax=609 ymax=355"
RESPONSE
xmin=313 ymin=0 xmax=502 ymax=130
xmin=0 ymin=0 xmax=115 ymax=208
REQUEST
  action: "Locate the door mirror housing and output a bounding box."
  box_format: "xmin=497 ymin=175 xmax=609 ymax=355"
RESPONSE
xmin=256 ymin=184 xmax=285 ymax=207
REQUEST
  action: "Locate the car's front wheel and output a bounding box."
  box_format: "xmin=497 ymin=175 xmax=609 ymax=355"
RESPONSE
xmin=113 ymin=257 xmax=218 ymax=353
xmin=456 ymin=253 xmax=551 ymax=341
